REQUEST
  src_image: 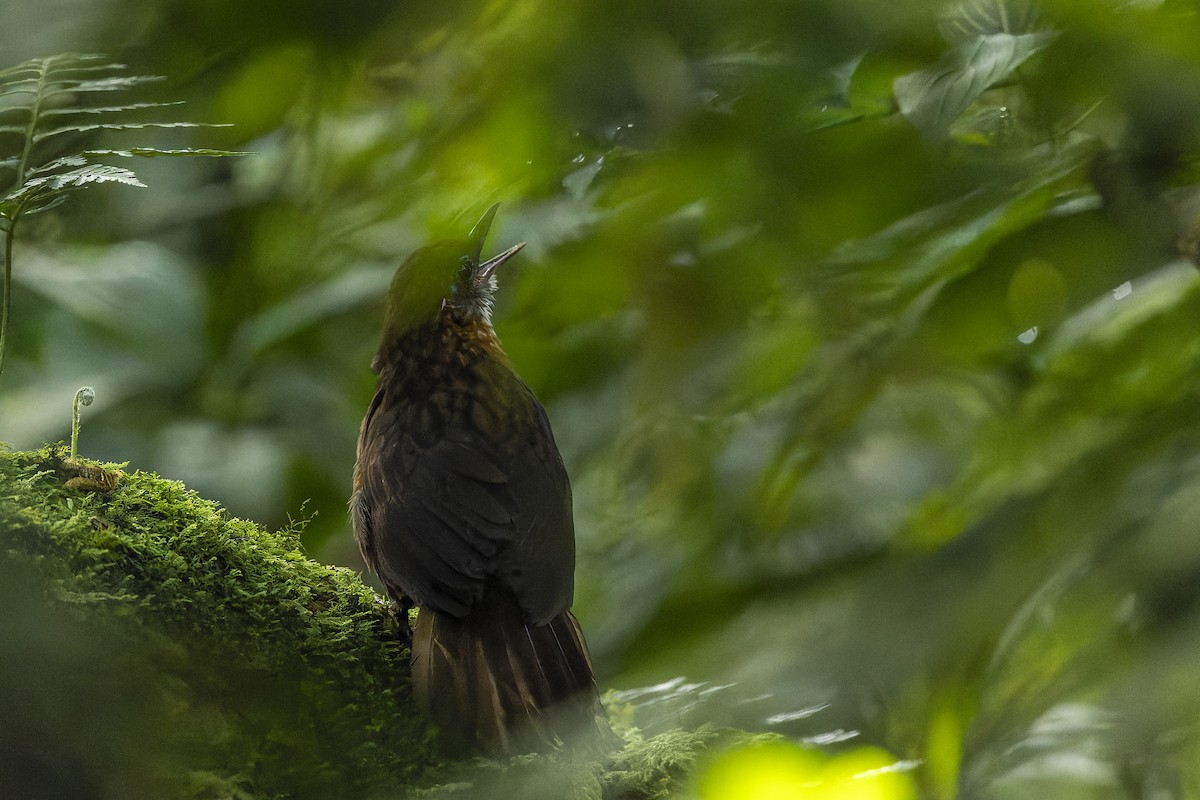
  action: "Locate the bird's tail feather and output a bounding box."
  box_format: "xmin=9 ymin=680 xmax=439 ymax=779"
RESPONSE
xmin=411 ymin=590 xmax=612 ymax=755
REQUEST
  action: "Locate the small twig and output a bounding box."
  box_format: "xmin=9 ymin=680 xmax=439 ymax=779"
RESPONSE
xmin=70 ymin=386 xmax=95 ymax=459
xmin=0 ymin=218 xmax=15 ymax=375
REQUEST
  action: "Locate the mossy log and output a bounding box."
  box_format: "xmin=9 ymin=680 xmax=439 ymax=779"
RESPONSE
xmin=0 ymin=447 xmax=741 ymax=799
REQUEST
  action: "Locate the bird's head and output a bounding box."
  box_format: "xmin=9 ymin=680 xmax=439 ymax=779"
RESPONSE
xmin=382 ymin=204 xmax=525 ymax=336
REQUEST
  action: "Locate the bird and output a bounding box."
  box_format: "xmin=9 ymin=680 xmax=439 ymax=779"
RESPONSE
xmin=351 ymin=204 xmax=610 ymax=755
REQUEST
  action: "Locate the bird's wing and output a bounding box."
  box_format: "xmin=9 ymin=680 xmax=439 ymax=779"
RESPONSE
xmin=353 ymin=365 xmax=574 ymax=622
xmin=493 ymin=387 xmax=575 ymax=625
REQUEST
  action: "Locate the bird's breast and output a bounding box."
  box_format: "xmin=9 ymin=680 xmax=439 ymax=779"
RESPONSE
xmin=374 ymin=315 xmax=519 ymax=446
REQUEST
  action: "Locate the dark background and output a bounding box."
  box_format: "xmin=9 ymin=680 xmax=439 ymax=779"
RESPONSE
xmin=3 ymin=1 xmax=1200 ymax=796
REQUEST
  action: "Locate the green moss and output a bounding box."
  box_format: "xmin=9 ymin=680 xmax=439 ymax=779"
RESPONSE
xmin=1 ymin=445 xmax=427 ymax=798
xmin=0 ymin=446 xmax=733 ymax=799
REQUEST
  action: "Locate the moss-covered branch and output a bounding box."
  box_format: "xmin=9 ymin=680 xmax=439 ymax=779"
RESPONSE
xmin=0 ymin=446 xmax=745 ymax=799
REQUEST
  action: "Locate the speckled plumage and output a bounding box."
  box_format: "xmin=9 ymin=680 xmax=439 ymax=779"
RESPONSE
xmin=351 ymin=208 xmax=609 ymax=754
xmin=353 ymin=310 xmax=575 ymax=625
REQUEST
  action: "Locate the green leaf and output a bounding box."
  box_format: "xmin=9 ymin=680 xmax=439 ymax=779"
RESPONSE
xmin=5 ymin=164 xmax=148 ymax=211
xmin=0 ymin=86 xmax=42 ymax=101
xmin=26 ymin=155 xmax=89 ymax=176
xmin=3 ymin=166 xmax=148 ymax=219
xmin=38 ymin=59 xmax=128 ymax=75
xmin=893 ymin=31 xmax=1056 ymax=140
xmin=42 ymin=75 xmax=166 ymax=97
xmin=40 ymin=101 xmax=187 ymax=116
xmin=0 ymin=64 xmax=43 ymax=81
xmin=32 ymin=121 xmax=232 ymax=144
xmin=940 ymin=0 xmax=1041 ymax=41
xmin=83 ymin=147 xmax=250 ymax=158
xmin=19 ymin=194 xmax=68 ymax=216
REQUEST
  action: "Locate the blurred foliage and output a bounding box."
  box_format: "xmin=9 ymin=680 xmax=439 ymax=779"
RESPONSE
xmin=2 ymin=0 xmax=1200 ymax=796
xmin=696 ymin=741 xmax=917 ymax=800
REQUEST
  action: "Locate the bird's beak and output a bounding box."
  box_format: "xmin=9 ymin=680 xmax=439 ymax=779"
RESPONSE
xmin=470 ymin=203 xmax=502 ymax=261
xmin=477 ymin=241 xmax=526 ymax=280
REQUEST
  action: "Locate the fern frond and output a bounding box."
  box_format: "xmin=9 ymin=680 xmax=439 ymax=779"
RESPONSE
xmin=0 ymin=61 xmax=54 ymax=81
xmin=32 ymin=121 xmax=231 ymax=145
xmin=84 ymin=147 xmax=250 ymax=158
xmin=17 ymin=194 xmax=69 ymax=217
xmin=0 ymin=51 xmax=246 ymax=378
xmin=0 ymin=88 xmax=42 ymax=101
xmin=3 ymin=165 xmax=147 ymax=217
xmin=24 ymin=163 xmax=148 ymax=191
xmin=0 ymin=52 xmax=242 ymax=211
xmin=27 ymin=155 xmax=89 ymax=176
xmin=41 ymin=101 xmax=187 ymax=116
xmin=43 ymin=75 xmax=166 ymax=98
